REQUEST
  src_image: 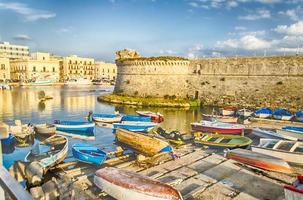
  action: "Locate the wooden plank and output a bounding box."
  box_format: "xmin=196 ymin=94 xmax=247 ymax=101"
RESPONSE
xmin=0 ymin=166 xmax=33 ymax=200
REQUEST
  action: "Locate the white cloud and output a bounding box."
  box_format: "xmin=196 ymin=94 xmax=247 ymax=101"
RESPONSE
xmin=279 ymin=6 xmax=303 ymax=21
xmin=216 ymin=35 xmax=271 ymax=50
xmin=13 ymin=34 xmax=31 ymax=40
xmin=275 ymin=21 xmax=303 ymax=36
xmin=239 ymin=9 xmax=271 ymax=20
xmin=0 ymin=2 xmax=56 ymax=21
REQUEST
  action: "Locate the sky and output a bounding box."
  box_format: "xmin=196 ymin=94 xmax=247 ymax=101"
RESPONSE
xmin=0 ymin=0 xmax=303 ymax=61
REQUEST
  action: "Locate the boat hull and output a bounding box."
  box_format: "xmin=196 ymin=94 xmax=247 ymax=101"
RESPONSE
xmin=72 ymin=144 xmax=107 ymax=165
xmin=220 ymin=110 xmax=235 ymax=116
xmin=252 ymin=128 xmax=298 ymax=141
xmin=191 ymin=124 xmax=243 ymax=134
xmin=55 ymin=122 xmax=95 ymax=132
xmin=276 ymin=129 xmax=303 ymax=141
xmin=296 ymin=117 xmax=303 ymax=122
xmin=34 ymin=124 xmax=56 ymax=135
xmin=93 ymin=116 xmax=122 ymax=123
xmin=122 ymin=115 xmax=151 ymax=122
xmin=255 ymin=113 xmax=272 ymax=119
xmin=113 ymin=122 xmax=156 ymax=132
xmin=273 ymin=115 xmax=293 ymax=121
xmin=237 ymin=110 xmax=253 ymax=117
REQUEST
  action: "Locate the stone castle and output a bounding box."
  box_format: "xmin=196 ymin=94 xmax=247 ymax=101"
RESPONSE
xmin=114 ymin=49 xmax=303 ymax=109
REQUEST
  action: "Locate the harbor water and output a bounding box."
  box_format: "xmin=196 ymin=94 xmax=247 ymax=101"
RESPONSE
xmin=0 ymin=85 xmax=208 ymax=169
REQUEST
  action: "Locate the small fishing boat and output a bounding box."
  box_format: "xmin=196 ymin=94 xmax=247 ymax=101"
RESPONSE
xmin=251 ymin=139 xmax=303 ymax=165
xmin=20 ymin=77 xmax=54 ymax=86
xmin=194 ymin=133 xmax=252 ymax=149
xmin=92 ymin=113 xmax=122 ymax=123
xmin=136 ymin=111 xmax=164 ymax=123
xmin=72 ymin=143 xmax=107 ymax=165
xmin=10 ymin=121 xmax=35 ymax=147
xmin=64 ymin=77 xmax=92 ymax=86
xmin=25 ymin=135 xmax=68 ymax=171
xmin=54 ymin=120 xmax=95 ymax=132
xmin=295 ymin=111 xmax=303 ymax=122
xmin=202 ymin=114 xmax=238 ymax=123
xmin=113 ymin=121 xmax=157 ymax=132
xmin=225 ymin=148 xmax=293 ymax=173
xmin=121 ymin=114 xmax=152 ymax=122
xmin=276 ymin=129 xmax=303 ymax=141
xmin=115 ymin=128 xmax=173 ymax=156
xmin=237 ymin=109 xmax=253 ymax=117
xmin=219 ymin=106 xmax=237 ymax=116
xmin=254 ymin=107 xmax=273 ymax=119
xmin=34 ymin=124 xmax=56 ymax=135
xmin=94 ymin=167 xmax=183 ymax=200
xmin=191 ymin=120 xmax=245 ymax=134
xmin=283 ymin=126 xmax=303 ymax=134
xmin=252 ymin=128 xmax=298 ymax=141
xmin=273 ymin=109 xmax=293 ymax=121
xmin=284 ymin=175 xmax=303 ymax=200
xmin=153 ymin=127 xmax=192 ymax=145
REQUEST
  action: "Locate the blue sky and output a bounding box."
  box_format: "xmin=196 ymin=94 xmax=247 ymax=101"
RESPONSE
xmin=0 ymin=0 xmax=303 ymax=61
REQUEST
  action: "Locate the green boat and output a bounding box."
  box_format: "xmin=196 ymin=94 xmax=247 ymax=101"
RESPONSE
xmin=194 ymin=133 xmax=252 ymax=149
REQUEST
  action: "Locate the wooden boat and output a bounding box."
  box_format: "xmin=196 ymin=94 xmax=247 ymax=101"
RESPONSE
xmin=54 ymin=120 xmax=95 ymax=132
xmin=276 ymin=129 xmax=303 ymax=141
xmin=94 ymin=167 xmax=183 ymax=200
xmin=34 ymin=124 xmax=56 ymax=135
xmin=136 ymin=111 xmax=164 ymax=123
xmin=191 ymin=120 xmax=245 ymax=134
xmin=295 ymin=111 xmax=303 ymax=122
xmin=153 ymin=127 xmax=192 ymax=145
xmin=202 ymin=114 xmax=238 ymax=123
xmin=194 ymin=133 xmax=252 ymax=149
xmin=113 ymin=121 xmax=157 ymax=132
xmin=25 ymin=135 xmax=68 ymax=171
xmin=254 ymin=107 xmax=273 ymax=119
xmin=219 ymin=106 xmax=237 ymax=116
xmin=236 ymin=109 xmax=253 ymax=117
xmin=273 ymin=109 xmax=293 ymax=121
xmin=121 ymin=114 xmax=152 ymax=122
xmin=284 ymin=175 xmax=303 ymax=200
xmin=252 ymin=128 xmax=298 ymax=141
xmin=115 ymin=128 xmax=173 ymax=157
xmin=92 ymin=113 xmax=122 ymax=123
xmin=10 ymin=121 xmax=35 ymax=147
xmin=72 ymin=143 xmax=107 ymax=165
xmin=225 ymin=148 xmax=293 ymax=173
xmin=282 ymin=126 xmax=303 ymax=134
xmin=251 ymin=139 xmax=303 ymax=165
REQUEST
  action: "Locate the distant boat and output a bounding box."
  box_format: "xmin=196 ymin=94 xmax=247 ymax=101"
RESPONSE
xmin=25 ymin=135 xmax=68 ymax=170
xmin=202 ymin=114 xmax=238 ymax=123
xmin=219 ymin=106 xmax=237 ymax=116
xmin=225 ymin=148 xmax=293 ymax=174
xmin=282 ymin=126 xmax=303 ymax=134
xmin=194 ymin=133 xmax=252 ymax=149
xmin=252 ymin=128 xmax=298 ymax=141
xmin=191 ymin=120 xmax=245 ymax=134
xmin=295 ymin=111 xmax=303 ymax=122
xmin=113 ymin=121 xmax=157 ymax=132
xmin=54 ymin=120 xmax=95 ymax=132
xmin=20 ymin=76 xmax=55 ymax=86
xmin=64 ymin=78 xmax=92 ymax=86
xmin=273 ymin=109 xmax=293 ymax=121
xmin=121 ymin=114 xmax=151 ymax=122
xmin=92 ymin=113 xmax=122 ymax=123
xmin=254 ymin=107 xmax=273 ymax=119
xmin=72 ymin=143 xmax=107 ymax=165
xmin=284 ymin=175 xmax=303 ymax=200
xmin=94 ymin=167 xmax=183 ymax=200
xmin=237 ymin=109 xmax=253 ymax=117
xmin=34 ymin=124 xmax=56 ymax=135
xmin=251 ymin=138 xmax=303 ymax=165
xmin=276 ymin=129 xmax=303 ymax=141
xmin=136 ymin=111 xmax=164 ymax=123
xmin=115 ymin=128 xmax=173 ymax=157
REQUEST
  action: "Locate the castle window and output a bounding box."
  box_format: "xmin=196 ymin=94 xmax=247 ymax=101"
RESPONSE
xmin=33 ymin=66 xmax=36 ymax=72
xmin=1 ymin=64 xmax=5 ymax=70
xmin=53 ymin=67 xmax=55 ymax=72
xmin=113 ymin=69 xmax=115 ymax=73
xmin=43 ymin=67 xmax=46 ymax=72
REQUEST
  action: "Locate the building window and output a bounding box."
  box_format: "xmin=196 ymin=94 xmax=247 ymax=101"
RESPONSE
xmin=33 ymin=66 xmax=36 ymax=72
xmin=43 ymin=67 xmax=46 ymax=72
xmin=1 ymin=64 xmax=5 ymax=70
xmin=102 ymin=69 xmax=104 ymax=73
xmin=113 ymin=69 xmax=115 ymax=73
xmin=108 ymin=69 xmax=109 ymax=73
xmin=53 ymin=67 xmax=55 ymax=72
xmin=43 ymin=57 xmax=45 ymax=60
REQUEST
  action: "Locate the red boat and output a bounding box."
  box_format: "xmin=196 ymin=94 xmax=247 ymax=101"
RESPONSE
xmin=191 ymin=120 xmax=244 ymax=134
xmin=136 ymin=111 xmax=164 ymax=123
xmin=284 ymin=175 xmax=303 ymax=200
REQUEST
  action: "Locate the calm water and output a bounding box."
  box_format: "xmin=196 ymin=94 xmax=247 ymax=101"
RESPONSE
xmin=0 ymin=86 xmax=208 ymax=169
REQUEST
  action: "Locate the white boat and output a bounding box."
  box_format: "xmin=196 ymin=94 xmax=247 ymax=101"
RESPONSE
xmin=94 ymin=167 xmax=183 ymax=200
xmin=20 ymin=77 xmax=54 ymax=86
xmin=252 ymin=128 xmax=298 ymax=141
xmin=219 ymin=106 xmax=237 ymax=116
xmin=276 ymin=129 xmax=303 ymax=141
xmin=64 ymin=78 xmax=92 ymax=86
xmin=251 ymin=138 xmax=303 ymax=165
xmin=92 ymin=113 xmax=122 ymax=123
xmin=237 ymin=109 xmax=253 ymax=117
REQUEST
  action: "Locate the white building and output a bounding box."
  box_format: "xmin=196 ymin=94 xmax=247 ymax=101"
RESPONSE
xmin=0 ymin=41 xmax=29 ymax=60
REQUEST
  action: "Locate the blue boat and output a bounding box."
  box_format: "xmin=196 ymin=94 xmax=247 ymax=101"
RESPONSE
xmin=295 ymin=110 xmax=303 ymax=122
xmin=72 ymin=143 xmax=107 ymax=165
xmin=54 ymin=120 xmax=95 ymax=132
xmin=282 ymin=126 xmax=303 ymax=134
xmin=113 ymin=121 xmax=157 ymax=132
xmin=1 ymin=133 xmax=14 ymax=146
xmin=121 ymin=114 xmax=151 ymax=122
xmin=273 ymin=109 xmax=293 ymax=121
xmin=92 ymin=113 xmax=122 ymax=123
xmin=254 ymin=107 xmax=273 ymax=119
